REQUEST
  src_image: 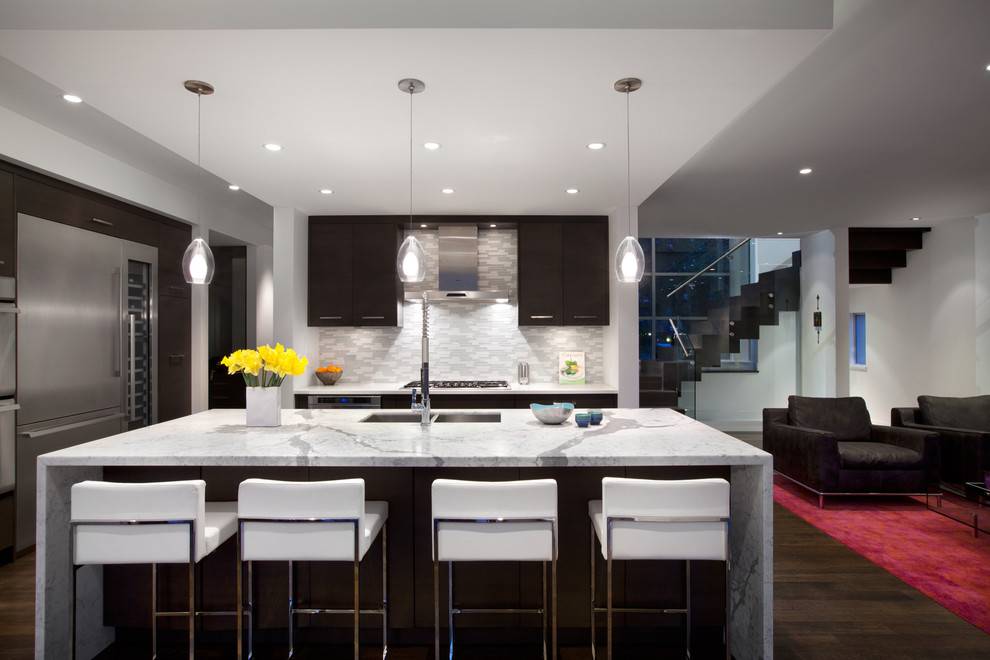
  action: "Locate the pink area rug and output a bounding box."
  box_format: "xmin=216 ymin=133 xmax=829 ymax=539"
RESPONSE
xmin=773 ymin=477 xmax=990 ymax=634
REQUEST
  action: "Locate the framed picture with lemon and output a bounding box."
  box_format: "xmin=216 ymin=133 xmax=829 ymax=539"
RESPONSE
xmin=220 ymin=343 xmax=308 ymax=426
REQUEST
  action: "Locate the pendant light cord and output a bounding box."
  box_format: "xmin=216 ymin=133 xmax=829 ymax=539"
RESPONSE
xmin=196 ymin=90 xmax=202 ymax=227
xmin=625 ymin=85 xmax=631 ymax=236
xmin=408 ymin=82 xmax=414 ymax=233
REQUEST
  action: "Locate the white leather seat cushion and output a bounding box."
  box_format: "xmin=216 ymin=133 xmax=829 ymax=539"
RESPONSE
xmin=241 ymin=501 xmax=387 ymax=562
xmin=204 ymin=502 xmax=238 ymax=558
xmin=431 ymin=479 xmax=557 ymax=562
xmin=589 ymin=500 xmax=728 ymax=561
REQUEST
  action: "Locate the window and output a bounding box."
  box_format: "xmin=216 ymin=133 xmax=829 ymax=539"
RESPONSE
xmin=638 ymin=237 xmax=756 ymax=370
xmin=850 ymin=313 xmax=867 ymax=367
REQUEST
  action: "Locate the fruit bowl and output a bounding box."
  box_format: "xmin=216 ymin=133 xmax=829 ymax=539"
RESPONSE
xmin=529 ymin=402 xmax=575 ymax=425
xmin=315 ymin=370 xmax=342 ymax=386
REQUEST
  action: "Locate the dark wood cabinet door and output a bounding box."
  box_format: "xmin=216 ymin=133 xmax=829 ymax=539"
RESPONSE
xmin=158 ymin=293 xmax=191 ymax=422
xmin=0 ymin=170 xmax=12 ymax=277
xmin=158 ymin=222 xmax=192 ymax=299
xmin=352 ymin=222 xmax=401 ymax=326
xmin=517 ymin=222 xmax=563 ymax=325
xmin=308 ymin=220 xmax=353 ymax=326
xmin=563 ymin=221 xmax=609 ymax=325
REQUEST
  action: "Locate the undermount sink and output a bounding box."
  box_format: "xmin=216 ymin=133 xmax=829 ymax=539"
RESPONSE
xmin=434 ymin=412 xmax=502 ymax=423
xmin=359 ymin=412 xmax=429 ymax=423
xmin=358 ymin=412 xmax=502 ymax=423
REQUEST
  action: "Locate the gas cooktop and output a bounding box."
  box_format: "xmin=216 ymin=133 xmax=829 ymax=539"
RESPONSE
xmin=402 ymin=380 xmax=511 ymax=390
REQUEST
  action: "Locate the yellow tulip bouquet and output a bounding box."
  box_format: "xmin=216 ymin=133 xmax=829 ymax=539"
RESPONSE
xmin=220 ymin=343 xmax=308 ymax=388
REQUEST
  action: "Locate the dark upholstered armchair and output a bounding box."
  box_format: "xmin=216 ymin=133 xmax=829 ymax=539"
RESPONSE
xmin=764 ymin=396 xmax=938 ymax=507
xmin=892 ymin=395 xmax=990 ymax=488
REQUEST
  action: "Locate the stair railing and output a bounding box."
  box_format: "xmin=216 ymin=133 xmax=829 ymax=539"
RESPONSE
xmin=665 ymin=237 xmax=752 ymax=299
xmin=668 ymin=318 xmax=691 ymax=359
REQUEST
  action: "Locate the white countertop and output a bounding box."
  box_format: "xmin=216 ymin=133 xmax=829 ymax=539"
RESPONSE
xmin=39 ymin=407 xmax=768 ymax=468
xmin=294 ymin=382 xmax=618 ymax=396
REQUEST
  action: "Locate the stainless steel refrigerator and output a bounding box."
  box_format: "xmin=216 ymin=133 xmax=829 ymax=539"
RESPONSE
xmin=14 ymin=213 xmax=158 ymax=552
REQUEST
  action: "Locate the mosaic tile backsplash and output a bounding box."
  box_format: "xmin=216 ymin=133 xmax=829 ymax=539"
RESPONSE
xmin=318 ymin=228 xmax=605 ymax=384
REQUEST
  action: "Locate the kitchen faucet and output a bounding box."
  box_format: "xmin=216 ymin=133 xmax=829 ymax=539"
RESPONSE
xmin=410 ymin=292 xmax=431 ymax=425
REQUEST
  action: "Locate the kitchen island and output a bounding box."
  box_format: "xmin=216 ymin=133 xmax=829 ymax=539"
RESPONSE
xmin=36 ymin=407 xmax=772 ymax=659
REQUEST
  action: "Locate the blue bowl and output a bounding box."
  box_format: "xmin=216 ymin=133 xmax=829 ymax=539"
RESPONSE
xmin=530 ymin=402 xmax=575 ymax=425
xmin=575 ymin=412 xmax=591 ymax=428
xmin=589 ymin=410 xmax=604 ymax=425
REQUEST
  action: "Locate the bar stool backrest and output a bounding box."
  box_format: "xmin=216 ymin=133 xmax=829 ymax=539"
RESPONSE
xmin=238 ymin=478 xmax=365 ymax=561
xmin=432 ymin=478 xmax=557 ymax=562
xmin=601 ymin=477 xmax=729 ymax=561
xmin=71 ymin=480 xmax=206 ymax=565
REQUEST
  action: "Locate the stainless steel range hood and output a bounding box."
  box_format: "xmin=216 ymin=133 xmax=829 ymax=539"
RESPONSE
xmin=403 ymin=225 xmax=509 ymax=303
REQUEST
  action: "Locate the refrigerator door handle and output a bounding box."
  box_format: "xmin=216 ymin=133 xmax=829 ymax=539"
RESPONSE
xmin=16 ymin=412 xmax=127 ymax=439
xmin=112 ymin=268 xmax=122 ymax=377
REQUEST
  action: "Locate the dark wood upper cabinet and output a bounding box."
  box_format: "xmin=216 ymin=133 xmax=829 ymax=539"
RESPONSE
xmin=352 ymin=222 xmax=401 ymax=326
xmin=517 ymin=222 xmax=563 ymax=326
xmin=308 ymin=220 xmax=354 ymax=326
xmin=158 ymin=222 xmax=192 ymax=299
xmin=519 ymin=220 xmax=608 ymax=326
xmin=562 ymin=221 xmax=609 ymax=325
xmin=0 ymin=170 xmax=13 ymax=278
xmin=157 ymin=293 xmax=191 ymax=422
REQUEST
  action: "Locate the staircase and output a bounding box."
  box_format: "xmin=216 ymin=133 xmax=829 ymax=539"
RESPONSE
xmin=640 ymin=250 xmax=801 ymax=408
xmin=849 ymin=226 xmax=930 ymax=284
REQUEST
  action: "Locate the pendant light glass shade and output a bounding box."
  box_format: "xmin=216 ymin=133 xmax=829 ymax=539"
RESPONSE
xmin=396 ymin=234 xmax=427 ymax=283
xmin=614 ymin=235 xmax=645 ymax=283
xmin=182 ymin=237 xmax=216 ymax=285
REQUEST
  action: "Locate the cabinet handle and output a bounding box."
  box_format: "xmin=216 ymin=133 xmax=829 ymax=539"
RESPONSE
xmin=91 ymin=217 xmax=113 ymax=227
xmin=361 ymin=315 xmax=385 ymax=320
xmin=319 ymin=315 xmax=343 ymax=320
xmin=167 ymin=285 xmax=186 ymax=293
xmin=168 ymin=354 xmax=185 ymax=359
xmin=573 ymin=315 xmax=598 ymax=319
xmin=529 ymin=315 xmax=554 ymax=319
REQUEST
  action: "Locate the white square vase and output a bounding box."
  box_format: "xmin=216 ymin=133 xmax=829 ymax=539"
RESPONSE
xmin=246 ymin=386 xmax=281 ymax=427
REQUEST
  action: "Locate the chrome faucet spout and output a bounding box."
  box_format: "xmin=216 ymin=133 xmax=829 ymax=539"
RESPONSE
xmin=413 ymin=293 xmax=432 ymax=426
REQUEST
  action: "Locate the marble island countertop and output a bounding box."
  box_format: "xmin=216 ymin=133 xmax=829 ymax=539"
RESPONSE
xmin=39 ymin=407 xmax=768 ymax=468
xmin=293 ymin=382 xmax=618 ymax=396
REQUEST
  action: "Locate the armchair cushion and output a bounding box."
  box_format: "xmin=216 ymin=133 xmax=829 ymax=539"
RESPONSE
xmin=788 ymin=395 xmax=872 ymax=441
xmin=838 ymin=442 xmax=923 ymax=470
xmin=918 ymin=394 xmax=990 ymax=431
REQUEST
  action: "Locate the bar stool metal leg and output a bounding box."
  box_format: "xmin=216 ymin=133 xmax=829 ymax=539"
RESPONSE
xmin=433 ymin=554 xmax=440 ymax=660
xmin=152 ymin=563 xmax=158 ymax=659
xmin=382 ymin=522 xmax=389 ymax=660
xmin=447 ymin=561 xmax=455 ymax=659
xmin=725 ymin=558 xmax=731 ymax=660
xmin=685 ymin=560 xmax=692 ymax=659
xmin=606 ymin=519 xmax=614 ymax=660
xmin=589 ymin=519 xmax=596 ymax=660
xmin=542 ymin=561 xmax=548 ymax=660
xmin=551 ymin=549 xmax=558 ymax=660
xmin=247 ymin=561 xmax=254 ymax=660
xmin=188 ymin=556 xmax=196 ymax=659
xmin=288 ymin=560 xmax=295 ymax=658
xmin=354 ymin=523 xmax=361 ymax=660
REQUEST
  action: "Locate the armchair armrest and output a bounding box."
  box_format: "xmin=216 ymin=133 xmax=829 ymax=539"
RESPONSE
xmin=891 ymin=407 xmax=919 ymax=427
xmin=871 ymin=425 xmax=939 ymax=484
xmin=765 ymin=422 xmax=840 ymax=492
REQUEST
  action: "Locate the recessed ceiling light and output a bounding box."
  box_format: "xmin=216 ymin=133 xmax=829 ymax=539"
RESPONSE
xmin=263 ymin=143 xmax=282 ymax=152
xmin=565 ymin=188 xmax=580 ymax=194
xmin=776 ymin=232 xmax=784 ymax=236
xmin=319 ymin=188 xmax=333 ymax=195
xmin=62 ymin=93 xmax=83 ymax=104
xmin=587 ymin=142 xmax=606 ymax=150
xmin=227 ymin=184 xmax=240 ymax=191
xmin=441 ymin=188 xmax=455 ymax=194
xmin=985 ymin=63 xmax=990 ymax=72
xmin=420 ymin=224 xmax=428 ymax=228
xmin=911 ymin=216 xmax=921 ymax=221
xmin=424 ymin=142 xmax=441 ymax=151
xmin=799 ymin=167 xmax=813 ymax=175
xmin=490 ymin=224 xmax=497 ymax=228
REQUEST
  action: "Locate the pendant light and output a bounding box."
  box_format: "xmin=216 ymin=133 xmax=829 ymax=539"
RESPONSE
xmin=181 ymin=80 xmax=216 ymax=285
xmin=613 ymin=77 xmax=645 ymax=284
xmin=395 ymin=78 xmax=427 ymax=283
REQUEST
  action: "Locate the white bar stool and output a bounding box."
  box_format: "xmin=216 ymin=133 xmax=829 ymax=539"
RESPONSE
xmin=237 ymin=478 xmax=388 ymax=660
xmin=588 ymin=477 xmax=731 ymax=660
xmin=69 ymin=479 xmax=239 ymax=660
xmin=431 ymin=478 xmax=558 ymax=660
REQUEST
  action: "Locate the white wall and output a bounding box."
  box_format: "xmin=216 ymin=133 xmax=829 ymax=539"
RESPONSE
xmin=976 ymin=215 xmax=990 ymax=394
xmin=799 ymin=230 xmax=837 ymax=397
xmin=695 ymin=312 xmax=798 ymax=431
xmin=273 ymin=208 xmax=318 ymax=407
xmin=849 ymin=217 xmax=982 ymax=422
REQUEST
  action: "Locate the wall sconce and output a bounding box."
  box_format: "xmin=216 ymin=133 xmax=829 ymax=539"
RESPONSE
xmin=813 ymin=294 xmax=823 ymax=344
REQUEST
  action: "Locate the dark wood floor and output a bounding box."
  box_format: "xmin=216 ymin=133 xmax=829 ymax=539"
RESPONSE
xmin=3 ymin=504 xmax=987 ymax=659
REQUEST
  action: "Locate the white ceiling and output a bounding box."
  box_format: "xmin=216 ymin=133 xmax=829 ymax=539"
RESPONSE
xmin=639 ymin=0 xmax=990 ymax=237
xmin=0 ymin=0 xmax=833 ymax=30
xmin=0 ymin=27 xmax=828 ymax=216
